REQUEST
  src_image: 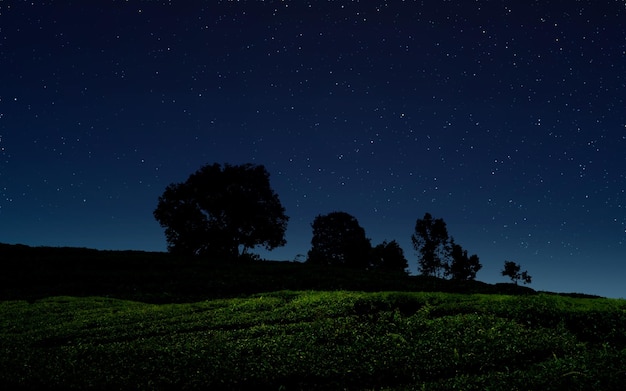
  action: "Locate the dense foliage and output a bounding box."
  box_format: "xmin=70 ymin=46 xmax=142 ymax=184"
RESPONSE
xmin=307 ymin=211 xmax=373 ymax=268
xmin=0 ymin=244 xmax=535 ymax=303
xmin=371 ymin=239 xmax=409 ymax=272
xmin=412 ymin=213 xmax=483 ymax=280
xmin=306 ymin=213 xmax=408 ymax=273
xmin=2 ymin=291 xmax=625 ymax=390
xmin=411 ymin=212 xmax=450 ymax=277
xmin=153 ymin=163 xmax=288 ymax=260
xmin=502 ymin=260 xmax=533 ymax=285
xmin=446 ymin=241 xmax=482 ymax=280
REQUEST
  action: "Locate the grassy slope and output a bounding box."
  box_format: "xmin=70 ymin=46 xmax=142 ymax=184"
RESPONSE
xmin=1 ymin=244 xmax=625 ymax=390
xmin=2 ymin=292 xmax=626 ymax=390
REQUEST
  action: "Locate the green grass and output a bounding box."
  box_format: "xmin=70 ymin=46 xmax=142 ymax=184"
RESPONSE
xmin=2 ymin=291 xmax=626 ymax=390
xmin=1 ymin=244 xmax=623 ymax=389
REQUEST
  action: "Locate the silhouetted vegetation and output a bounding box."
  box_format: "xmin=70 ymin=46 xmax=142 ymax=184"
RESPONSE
xmin=502 ymin=260 xmax=533 ymax=285
xmin=152 ymin=163 xmax=483 ymax=284
xmin=153 ymin=163 xmax=288 ymax=260
xmin=412 ymin=213 xmax=449 ymax=277
xmin=445 ymin=240 xmax=482 ymax=280
xmin=306 ymin=212 xmax=409 ymax=276
xmin=411 ymin=213 xmax=482 ymax=281
xmin=0 ymin=243 xmax=534 ymax=303
xmin=306 ymin=211 xmax=373 ymax=268
xmin=371 ymin=239 xmax=409 ymax=273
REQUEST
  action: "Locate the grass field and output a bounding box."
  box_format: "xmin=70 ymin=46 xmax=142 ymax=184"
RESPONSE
xmin=2 ymin=291 xmax=626 ymax=390
xmin=1 ymin=244 xmax=625 ymax=390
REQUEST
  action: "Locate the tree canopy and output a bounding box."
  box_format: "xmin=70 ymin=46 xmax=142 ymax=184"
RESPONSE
xmin=502 ymin=261 xmax=532 ymax=285
xmin=153 ymin=163 xmax=288 ymax=260
xmin=306 ymin=211 xmax=373 ymax=269
xmin=411 ymin=213 xmax=482 ymax=281
xmin=411 ymin=213 xmax=450 ymax=277
xmin=445 ymin=240 xmax=482 ymax=281
xmin=371 ymin=240 xmax=409 ymax=273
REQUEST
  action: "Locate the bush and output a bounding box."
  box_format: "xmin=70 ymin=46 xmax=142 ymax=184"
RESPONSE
xmin=3 ymin=291 xmax=625 ymax=390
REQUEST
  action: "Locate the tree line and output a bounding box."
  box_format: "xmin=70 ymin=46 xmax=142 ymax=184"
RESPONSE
xmin=154 ymin=163 xmax=531 ymax=284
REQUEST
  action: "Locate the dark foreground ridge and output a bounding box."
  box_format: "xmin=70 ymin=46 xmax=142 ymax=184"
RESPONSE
xmin=0 ymin=243 xmax=599 ymax=303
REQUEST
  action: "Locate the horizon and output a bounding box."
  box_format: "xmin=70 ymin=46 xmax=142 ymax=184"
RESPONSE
xmin=1 ymin=239 xmax=622 ymax=300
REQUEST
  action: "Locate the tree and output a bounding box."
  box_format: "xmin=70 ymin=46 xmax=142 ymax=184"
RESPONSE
xmin=501 ymin=261 xmax=532 ymax=285
xmin=445 ymin=240 xmax=482 ymax=281
xmin=306 ymin=211 xmax=373 ymax=268
xmin=153 ymin=163 xmax=288 ymax=260
xmin=411 ymin=213 xmax=450 ymax=277
xmin=372 ymin=240 xmax=409 ymax=273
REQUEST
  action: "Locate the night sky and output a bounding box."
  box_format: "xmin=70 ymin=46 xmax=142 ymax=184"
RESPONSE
xmin=1 ymin=1 xmax=625 ymax=298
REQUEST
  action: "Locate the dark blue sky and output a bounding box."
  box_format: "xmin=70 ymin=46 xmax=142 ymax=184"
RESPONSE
xmin=1 ymin=1 xmax=625 ymax=298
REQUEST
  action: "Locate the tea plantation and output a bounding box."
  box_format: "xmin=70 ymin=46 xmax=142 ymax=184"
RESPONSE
xmin=2 ymin=291 xmax=626 ymax=390
xmin=1 ymin=244 xmax=625 ymax=390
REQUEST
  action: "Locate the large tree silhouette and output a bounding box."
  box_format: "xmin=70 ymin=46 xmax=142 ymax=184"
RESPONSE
xmin=372 ymin=240 xmax=409 ymax=273
xmin=307 ymin=211 xmax=373 ymax=268
xmin=411 ymin=213 xmax=450 ymax=277
xmin=501 ymin=261 xmax=532 ymax=285
xmin=445 ymin=240 xmax=482 ymax=281
xmin=153 ymin=163 xmax=288 ymax=260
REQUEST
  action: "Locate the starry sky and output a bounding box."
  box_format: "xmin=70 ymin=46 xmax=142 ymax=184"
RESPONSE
xmin=1 ymin=1 xmax=625 ymax=298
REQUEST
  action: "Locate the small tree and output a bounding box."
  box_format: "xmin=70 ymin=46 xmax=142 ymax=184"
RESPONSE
xmin=411 ymin=213 xmax=450 ymax=277
xmin=307 ymin=211 xmax=373 ymax=268
xmin=153 ymin=163 xmax=288 ymax=260
xmin=501 ymin=261 xmax=532 ymax=285
xmin=445 ymin=240 xmax=482 ymax=281
xmin=372 ymin=240 xmax=409 ymax=273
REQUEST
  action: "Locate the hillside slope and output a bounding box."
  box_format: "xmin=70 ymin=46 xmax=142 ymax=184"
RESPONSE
xmin=1 ymin=291 xmax=625 ymax=390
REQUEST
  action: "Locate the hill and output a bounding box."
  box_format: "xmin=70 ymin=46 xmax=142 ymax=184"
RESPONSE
xmin=0 ymin=243 xmax=545 ymax=303
xmin=2 ymin=290 xmax=626 ymax=390
xmin=1 ymin=244 xmax=624 ymax=390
